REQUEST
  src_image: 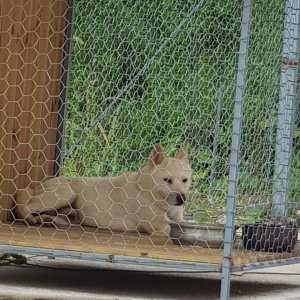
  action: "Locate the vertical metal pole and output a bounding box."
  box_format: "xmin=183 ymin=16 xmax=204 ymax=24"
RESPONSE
xmin=209 ymin=85 xmax=223 ymax=197
xmin=54 ymin=0 xmax=76 ymax=177
xmin=220 ymin=0 xmax=252 ymax=299
xmin=271 ymin=0 xmax=300 ymax=220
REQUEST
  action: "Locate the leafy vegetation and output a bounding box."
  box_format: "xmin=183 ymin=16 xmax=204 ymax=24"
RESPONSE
xmin=62 ymin=0 xmax=299 ymax=215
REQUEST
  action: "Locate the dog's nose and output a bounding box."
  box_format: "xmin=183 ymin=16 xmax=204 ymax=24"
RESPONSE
xmin=176 ymin=193 xmax=186 ymax=206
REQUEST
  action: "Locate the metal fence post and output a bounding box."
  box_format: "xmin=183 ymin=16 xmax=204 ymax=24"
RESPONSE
xmin=220 ymin=0 xmax=252 ymax=299
xmin=54 ymin=0 xmax=76 ymax=177
xmin=271 ymin=0 xmax=300 ymax=220
xmin=209 ymin=85 xmax=223 ymax=197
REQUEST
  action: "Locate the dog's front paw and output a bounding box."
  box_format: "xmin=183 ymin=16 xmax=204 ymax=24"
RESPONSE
xmin=26 ymin=214 xmax=39 ymax=225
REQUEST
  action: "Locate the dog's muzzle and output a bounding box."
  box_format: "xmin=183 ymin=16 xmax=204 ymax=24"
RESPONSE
xmin=175 ymin=193 xmax=186 ymax=206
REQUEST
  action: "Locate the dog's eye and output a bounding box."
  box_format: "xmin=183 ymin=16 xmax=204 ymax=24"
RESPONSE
xmin=163 ymin=178 xmax=173 ymax=184
xmin=182 ymin=178 xmax=188 ymax=183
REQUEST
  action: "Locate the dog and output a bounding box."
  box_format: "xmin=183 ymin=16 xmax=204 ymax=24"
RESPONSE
xmin=15 ymin=144 xmax=192 ymax=236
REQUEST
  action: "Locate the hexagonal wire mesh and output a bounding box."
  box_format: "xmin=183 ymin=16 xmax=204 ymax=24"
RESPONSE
xmin=61 ymin=0 xmax=242 ymax=263
xmin=0 ymin=0 xmax=299 ymax=292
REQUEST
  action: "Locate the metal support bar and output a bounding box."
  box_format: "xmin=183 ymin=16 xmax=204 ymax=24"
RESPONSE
xmin=0 ymin=245 xmax=222 ymax=273
xmin=271 ymin=0 xmax=300 ymax=220
xmin=210 ymin=85 xmax=223 ymax=197
xmin=220 ymin=0 xmax=252 ymax=299
xmin=54 ymin=0 xmax=76 ymax=176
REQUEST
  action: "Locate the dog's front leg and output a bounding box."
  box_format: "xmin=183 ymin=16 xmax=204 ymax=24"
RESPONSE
xmin=149 ymin=222 xmax=171 ymax=238
xmin=168 ymin=206 xmax=185 ymax=223
xmin=140 ymin=216 xmax=171 ymax=237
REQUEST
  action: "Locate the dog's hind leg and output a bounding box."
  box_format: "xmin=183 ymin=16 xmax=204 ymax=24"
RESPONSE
xmin=15 ymin=182 xmax=77 ymax=226
xmin=39 ymin=206 xmax=81 ymax=227
xmin=32 ymin=207 xmax=80 ymax=228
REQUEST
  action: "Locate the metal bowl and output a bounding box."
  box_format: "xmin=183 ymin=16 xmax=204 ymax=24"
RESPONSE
xmin=170 ymin=221 xmax=233 ymax=248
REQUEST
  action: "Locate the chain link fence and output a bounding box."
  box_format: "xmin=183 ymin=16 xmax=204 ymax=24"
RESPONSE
xmin=236 ymin=0 xmax=285 ymax=221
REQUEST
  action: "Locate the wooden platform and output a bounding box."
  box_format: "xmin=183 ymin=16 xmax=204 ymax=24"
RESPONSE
xmin=0 ymin=223 xmax=299 ymax=267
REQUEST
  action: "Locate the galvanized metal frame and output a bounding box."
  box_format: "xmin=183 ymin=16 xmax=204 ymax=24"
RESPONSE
xmin=0 ymin=245 xmax=221 ymax=272
xmin=2 ymin=244 xmax=300 ymax=275
xmin=220 ymin=0 xmax=252 ymax=298
xmin=54 ymin=0 xmax=76 ymax=177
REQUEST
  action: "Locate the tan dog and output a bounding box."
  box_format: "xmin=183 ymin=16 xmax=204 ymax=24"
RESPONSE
xmin=15 ymin=144 xmax=192 ymax=235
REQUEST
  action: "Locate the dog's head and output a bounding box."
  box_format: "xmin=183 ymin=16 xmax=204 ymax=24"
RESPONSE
xmin=139 ymin=144 xmax=192 ymax=207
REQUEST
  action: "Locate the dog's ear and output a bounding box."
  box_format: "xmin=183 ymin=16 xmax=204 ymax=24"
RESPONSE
xmin=175 ymin=143 xmax=189 ymax=160
xmin=149 ymin=144 xmax=165 ymax=166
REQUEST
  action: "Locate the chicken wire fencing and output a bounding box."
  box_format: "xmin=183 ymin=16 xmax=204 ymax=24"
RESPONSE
xmin=0 ymin=0 xmax=300 ymax=299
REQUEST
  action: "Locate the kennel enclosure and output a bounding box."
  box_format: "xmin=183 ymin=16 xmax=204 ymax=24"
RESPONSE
xmin=0 ymin=1 xmax=300 ymax=299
